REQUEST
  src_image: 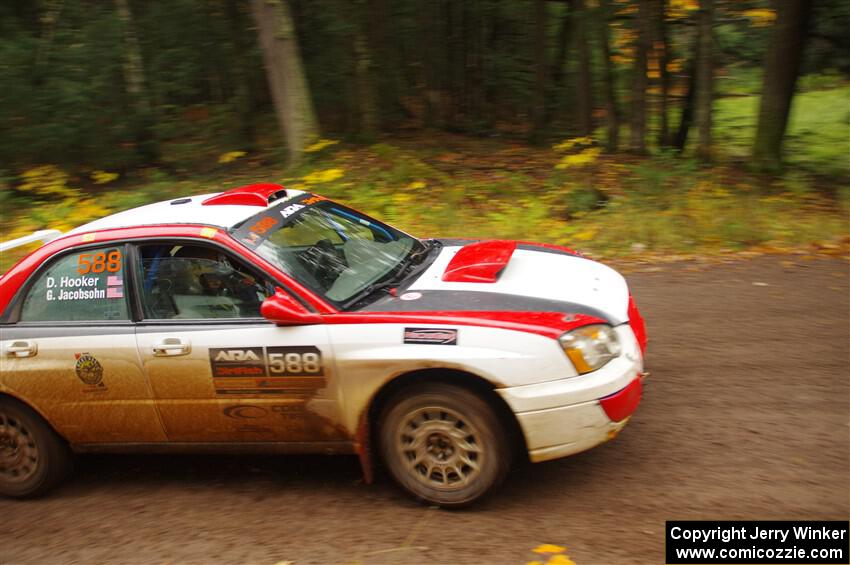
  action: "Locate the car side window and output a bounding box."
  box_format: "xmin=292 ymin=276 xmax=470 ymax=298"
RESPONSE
xmin=137 ymin=243 xmax=273 ymax=320
xmin=20 ymin=246 xmax=130 ymax=322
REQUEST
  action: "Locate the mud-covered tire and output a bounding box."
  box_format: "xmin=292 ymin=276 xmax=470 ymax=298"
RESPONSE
xmin=0 ymin=399 xmax=72 ymax=498
xmin=378 ymin=383 xmax=511 ymax=508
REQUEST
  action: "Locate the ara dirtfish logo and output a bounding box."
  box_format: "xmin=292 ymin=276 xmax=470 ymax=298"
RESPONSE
xmin=74 ymin=352 xmax=105 ymax=389
xmin=209 ymin=347 xmax=266 ymax=378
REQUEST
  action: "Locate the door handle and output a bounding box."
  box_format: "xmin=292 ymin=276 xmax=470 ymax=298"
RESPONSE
xmin=152 ymin=337 xmax=191 ymax=357
xmin=4 ymin=340 xmax=37 ymax=358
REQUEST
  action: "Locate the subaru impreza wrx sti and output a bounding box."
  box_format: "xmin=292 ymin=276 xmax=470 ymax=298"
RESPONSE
xmin=0 ymin=183 xmax=646 ymax=506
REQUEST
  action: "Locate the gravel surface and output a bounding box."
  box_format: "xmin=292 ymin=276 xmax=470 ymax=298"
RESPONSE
xmin=3 ymin=255 xmax=848 ymax=565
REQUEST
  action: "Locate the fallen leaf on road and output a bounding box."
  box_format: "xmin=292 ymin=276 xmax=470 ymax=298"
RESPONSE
xmin=533 ymin=544 xmax=566 ymax=554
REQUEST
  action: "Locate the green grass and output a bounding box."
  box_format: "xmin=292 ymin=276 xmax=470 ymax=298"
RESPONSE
xmin=713 ymin=85 xmax=850 ymax=173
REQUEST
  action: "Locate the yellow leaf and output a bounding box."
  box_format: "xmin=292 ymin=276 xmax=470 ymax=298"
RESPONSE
xmin=742 ymin=8 xmax=776 ymax=27
xmin=303 ymin=168 xmax=345 ymax=184
xmin=91 ymin=170 xmax=119 ymax=184
xmin=555 ymin=147 xmax=602 ymax=169
xmin=304 ymin=138 xmax=340 ymax=153
xmin=547 ymin=555 xmax=577 ymax=565
xmin=575 ymin=228 xmax=598 ymax=241
xmin=407 ymin=181 xmax=427 ymax=189
xmin=218 ymin=150 xmax=246 ymax=164
xmin=533 ymin=544 xmax=567 ymax=554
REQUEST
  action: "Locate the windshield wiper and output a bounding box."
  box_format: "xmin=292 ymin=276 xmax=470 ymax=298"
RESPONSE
xmin=341 ymin=240 xmax=442 ymax=310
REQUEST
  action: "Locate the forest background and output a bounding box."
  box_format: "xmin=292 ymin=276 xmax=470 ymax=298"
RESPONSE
xmin=1 ymin=0 xmax=848 ymax=271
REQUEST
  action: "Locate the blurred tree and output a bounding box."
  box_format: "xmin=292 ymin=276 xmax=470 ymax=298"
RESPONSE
xmin=347 ymin=0 xmax=379 ymax=140
xmin=251 ymin=0 xmax=318 ymax=164
xmin=629 ymin=0 xmax=651 ymax=153
xmin=596 ymin=0 xmax=620 ymax=151
xmin=752 ymin=0 xmax=813 ymax=170
xmin=115 ymin=0 xmax=159 ymax=163
xmin=653 ymin=0 xmax=671 ymax=147
xmin=571 ymin=0 xmax=593 ymax=136
xmin=531 ymin=0 xmax=549 ymax=142
xmin=694 ymin=0 xmax=713 ymax=161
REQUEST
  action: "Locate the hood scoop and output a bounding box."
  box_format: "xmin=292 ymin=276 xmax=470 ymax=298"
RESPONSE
xmin=442 ymin=240 xmax=516 ymax=283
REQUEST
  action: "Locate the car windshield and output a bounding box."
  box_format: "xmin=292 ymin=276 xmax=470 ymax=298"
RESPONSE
xmin=231 ymin=194 xmax=428 ymax=308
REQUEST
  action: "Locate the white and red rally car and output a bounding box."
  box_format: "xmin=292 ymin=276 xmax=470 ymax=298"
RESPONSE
xmin=0 ymin=183 xmax=646 ymax=506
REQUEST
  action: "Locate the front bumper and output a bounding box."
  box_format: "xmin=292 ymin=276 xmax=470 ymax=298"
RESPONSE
xmin=497 ymin=324 xmax=644 ymax=463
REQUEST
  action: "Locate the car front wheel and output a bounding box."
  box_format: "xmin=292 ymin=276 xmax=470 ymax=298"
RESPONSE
xmin=0 ymin=399 xmax=72 ymax=498
xmin=378 ymin=382 xmax=511 ymax=507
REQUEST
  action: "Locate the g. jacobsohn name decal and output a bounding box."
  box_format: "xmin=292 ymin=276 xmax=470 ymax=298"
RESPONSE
xmin=666 ymin=521 xmax=849 ymax=564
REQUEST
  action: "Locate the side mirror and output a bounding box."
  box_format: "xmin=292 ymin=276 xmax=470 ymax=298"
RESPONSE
xmin=260 ymin=288 xmax=323 ymax=325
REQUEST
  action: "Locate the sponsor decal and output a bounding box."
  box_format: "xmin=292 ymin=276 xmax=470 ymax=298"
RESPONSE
xmin=236 ymin=425 xmax=272 ymax=433
xmin=74 ymin=352 xmax=106 ymax=390
xmin=279 ymin=203 xmax=305 ymax=218
xmin=266 ymin=346 xmax=324 ymax=376
xmin=222 ymin=405 xmax=268 ymax=419
xmin=301 ymin=194 xmax=327 ymax=205
xmin=77 ymin=249 xmax=122 ymax=275
xmin=81 ymin=233 xmax=97 ymax=242
xmin=403 ymin=328 xmax=458 ymax=345
xmin=399 ymin=292 xmax=422 ymax=301
xmin=209 ymin=347 xmax=266 ymax=377
xmin=210 ymin=346 xmax=325 ymax=396
xmin=45 ymin=249 xmax=125 ymax=302
xmin=200 ymin=227 xmax=218 ymax=238
xmin=248 ymin=215 xmax=281 ymax=236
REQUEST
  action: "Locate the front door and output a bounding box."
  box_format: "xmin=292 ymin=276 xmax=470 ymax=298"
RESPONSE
xmin=131 ymin=241 xmax=347 ymax=443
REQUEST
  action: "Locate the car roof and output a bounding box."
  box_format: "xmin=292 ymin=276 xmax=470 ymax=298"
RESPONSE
xmin=68 ymin=185 xmax=306 ymax=235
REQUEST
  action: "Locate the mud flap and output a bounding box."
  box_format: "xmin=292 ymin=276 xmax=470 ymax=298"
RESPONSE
xmin=355 ymin=412 xmax=374 ymax=484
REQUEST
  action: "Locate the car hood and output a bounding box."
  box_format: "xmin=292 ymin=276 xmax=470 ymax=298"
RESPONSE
xmin=360 ymin=240 xmax=630 ymax=324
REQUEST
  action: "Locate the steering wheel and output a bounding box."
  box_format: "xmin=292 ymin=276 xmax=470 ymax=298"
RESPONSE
xmin=301 ymin=239 xmax=347 ymax=289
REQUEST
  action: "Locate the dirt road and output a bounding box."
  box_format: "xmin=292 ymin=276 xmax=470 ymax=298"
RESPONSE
xmin=3 ymin=255 xmax=848 ymax=565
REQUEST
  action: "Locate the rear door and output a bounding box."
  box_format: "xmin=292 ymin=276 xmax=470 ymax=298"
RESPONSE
xmin=0 ymin=243 xmax=165 ymax=444
xmin=131 ymin=240 xmax=346 ymax=444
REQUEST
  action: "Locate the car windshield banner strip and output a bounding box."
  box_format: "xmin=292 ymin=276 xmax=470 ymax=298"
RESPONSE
xmin=232 ymin=193 xmax=327 ymax=249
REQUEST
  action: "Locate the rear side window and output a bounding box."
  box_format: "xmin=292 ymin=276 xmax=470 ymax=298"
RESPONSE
xmin=20 ymin=246 xmax=130 ymax=322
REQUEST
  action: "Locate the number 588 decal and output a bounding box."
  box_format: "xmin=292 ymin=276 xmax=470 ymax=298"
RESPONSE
xmin=210 ymin=346 xmax=324 ymax=378
xmin=267 ymin=346 xmax=323 ymax=376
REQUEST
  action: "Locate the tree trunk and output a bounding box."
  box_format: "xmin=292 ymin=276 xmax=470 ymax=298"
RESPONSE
xmin=597 ymin=0 xmax=619 ymax=151
xmin=694 ymin=0 xmax=713 ymax=161
xmin=655 ymin=0 xmax=670 ymax=147
xmin=115 ymin=0 xmax=159 ymax=162
xmin=251 ymin=0 xmax=319 ymax=165
xmin=752 ymin=0 xmax=813 ymax=171
xmin=629 ymin=0 xmax=651 ymax=153
xmin=422 ymin=0 xmax=441 ymax=128
xmin=572 ymin=0 xmax=593 ymax=136
xmin=226 ymin=0 xmax=257 ymax=150
xmin=351 ymin=0 xmax=378 ymax=140
xmin=530 ymin=0 xmax=548 ymax=142
xmin=550 ymin=4 xmax=571 ymax=90
xmin=672 ymin=34 xmax=698 ymax=153
xmin=367 ymin=0 xmax=403 ymax=128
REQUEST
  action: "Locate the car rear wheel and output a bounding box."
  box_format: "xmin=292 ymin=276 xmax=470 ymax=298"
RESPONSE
xmin=378 ymin=383 xmax=511 ymax=507
xmin=0 ymin=399 xmax=72 ymax=498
